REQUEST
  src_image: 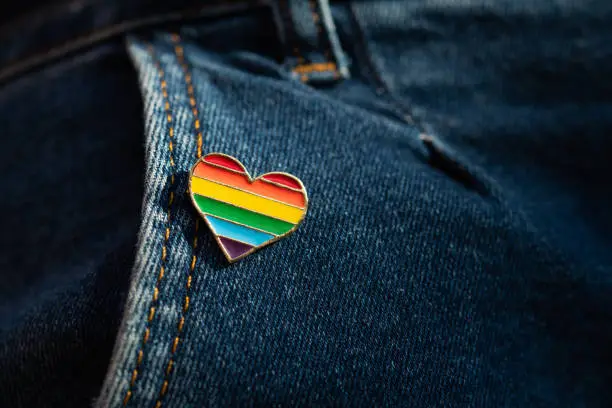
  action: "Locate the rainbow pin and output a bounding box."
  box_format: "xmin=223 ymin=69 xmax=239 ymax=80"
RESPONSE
xmin=189 ymin=153 xmax=308 ymax=262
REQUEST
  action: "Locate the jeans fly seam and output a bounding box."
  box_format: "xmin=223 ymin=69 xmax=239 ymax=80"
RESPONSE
xmin=292 ymin=0 xmax=339 ymax=81
xmin=152 ymin=33 xmax=202 ymax=408
xmin=122 ymin=42 xmax=178 ymax=407
xmin=307 ymin=0 xmax=338 ymax=79
xmin=280 ymin=0 xmax=305 ymax=65
xmin=346 ymin=2 xmax=424 ymax=130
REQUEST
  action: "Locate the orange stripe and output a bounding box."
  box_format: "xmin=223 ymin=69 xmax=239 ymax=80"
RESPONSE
xmin=193 ymin=162 xmax=306 ymax=208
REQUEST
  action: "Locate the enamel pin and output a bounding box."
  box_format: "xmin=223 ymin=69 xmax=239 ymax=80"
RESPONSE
xmin=189 ymin=153 xmax=308 ymax=263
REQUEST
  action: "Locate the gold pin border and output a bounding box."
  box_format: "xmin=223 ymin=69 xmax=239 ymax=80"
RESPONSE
xmin=188 ymin=152 xmax=308 ymax=263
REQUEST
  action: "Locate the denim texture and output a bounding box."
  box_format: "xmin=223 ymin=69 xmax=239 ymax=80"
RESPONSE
xmin=0 ymin=41 xmax=144 ymax=406
xmin=1 ymin=0 xmax=611 ymax=406
xmin=351 ymin=1 xmax=612 ymax=403
xmin=99 ymin=1 xmax=612 ymax=406
xmin=273 ymin=0 xmax=350 ymax=81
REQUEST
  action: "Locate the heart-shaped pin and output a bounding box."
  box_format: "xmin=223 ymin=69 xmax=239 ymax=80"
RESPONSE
xmin=189 ymin=153 xmax=308 ymax=263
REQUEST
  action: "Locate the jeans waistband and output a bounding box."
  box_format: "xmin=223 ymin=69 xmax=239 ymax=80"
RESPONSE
xmin=0 ymin=0 xmax=351 ymax=85
xmin=0 ymin=0 xmax=261 ymax=84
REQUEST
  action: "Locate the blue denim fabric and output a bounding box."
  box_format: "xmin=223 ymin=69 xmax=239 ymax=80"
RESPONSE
xmin=272 ymin=0 xmax=350 ymax=81
xmin=0 ymin=41 xmax=144 ymax=406
xmin=98 ymin=1 xmax=612 ymax=406
xmin=1 ymin=0 xmax=611 ymax=406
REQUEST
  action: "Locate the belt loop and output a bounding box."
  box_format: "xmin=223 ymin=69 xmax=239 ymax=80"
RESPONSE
xmin=271 ymin=0 xmax=350 ymax=84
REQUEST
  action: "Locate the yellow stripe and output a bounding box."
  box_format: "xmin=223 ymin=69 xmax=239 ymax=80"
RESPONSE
xmin=191 ymin=178 xmax=305 ymax=224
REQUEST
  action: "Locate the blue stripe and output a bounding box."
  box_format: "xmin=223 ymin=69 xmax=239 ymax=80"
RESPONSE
xmin=204 ymin=215 xmax=275 ymax=246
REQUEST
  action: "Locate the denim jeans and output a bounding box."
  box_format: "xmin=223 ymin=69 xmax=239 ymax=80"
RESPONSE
xmin=1 ymin=0 xmax=611 ymax=407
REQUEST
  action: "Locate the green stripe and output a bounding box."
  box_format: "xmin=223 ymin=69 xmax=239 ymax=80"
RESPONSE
xmin=193 ymin=195 xmax=295 ymax=236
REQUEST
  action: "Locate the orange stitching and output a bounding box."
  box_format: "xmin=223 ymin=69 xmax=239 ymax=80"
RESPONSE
xmin=171 ymin=34 xmax=203 ymax=158
xmin=308 ymin=0 xmax=325 ymax=55
xmin=122 ymin=43 xmax=177 ymax=407
xmin=282 ymin=0 xmax=305 ymax=64
xmin=293 ymin=62 xmax=337 ymax=74
xmin=306 ymin=0 xmax=337 ymax=72
xmin=152 ymin=33 xmax=202 ymax=408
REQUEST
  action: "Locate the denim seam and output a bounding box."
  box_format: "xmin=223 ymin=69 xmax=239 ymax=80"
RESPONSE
xmin=346 ymin=2 xmax=421 ymax=129
xmin=346 ymin=5 xmax=511 ymax=201
xmin=153 ymin=33 xmax=202 ymax=407
xmin=122 ymin=42 xmax=178 ymax=407
xmin=292 ymin=0 xmax=340 ymax=81
xmin=308 ymin=0 xmax=332 ymax=60
xmin=280 ymin=0 xmax=306 ymax=65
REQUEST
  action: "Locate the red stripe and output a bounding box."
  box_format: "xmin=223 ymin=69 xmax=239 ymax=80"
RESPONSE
xmin=193 ymin=162 xmax=306 ymax=208
xmin=262 ymin=173 xmax=302 ymax=190
xmin=204 ymin=154 xmax=245 ymax=173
